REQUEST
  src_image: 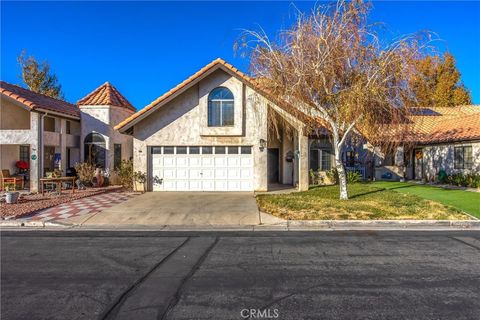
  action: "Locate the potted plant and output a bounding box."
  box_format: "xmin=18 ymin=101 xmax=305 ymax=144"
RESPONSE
xmin=5 ymin=186 xmax=20 ymax=204
xmin=16 ymin=160 xmax=29 ymax=174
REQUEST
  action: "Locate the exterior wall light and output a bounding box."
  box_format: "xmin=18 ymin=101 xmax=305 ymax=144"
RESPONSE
xmin=259 ymin=139 xmax=266 ymax=152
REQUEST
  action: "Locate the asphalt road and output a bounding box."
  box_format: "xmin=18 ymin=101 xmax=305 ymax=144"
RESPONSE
xmin=1 ymin=230 xmax=479 ymax=320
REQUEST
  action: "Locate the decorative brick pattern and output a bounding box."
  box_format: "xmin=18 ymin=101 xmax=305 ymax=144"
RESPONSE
xmin=29 ymin=192 xmax=137 ymax=222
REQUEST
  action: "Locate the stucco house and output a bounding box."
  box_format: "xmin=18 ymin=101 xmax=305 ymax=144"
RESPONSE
xmin=2 ymin=58 xmax=478 ymax=193
xmin=0 ymin=81 xmax=133 ymax=192
xmin=374 ymin=106 xmax=480 ymax=182
xmin=115 ymin=58 xmax=371 ymax=192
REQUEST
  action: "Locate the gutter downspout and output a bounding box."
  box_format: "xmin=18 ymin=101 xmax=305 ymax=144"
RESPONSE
xmin=39 ymin=112 xmax=47 ymax=184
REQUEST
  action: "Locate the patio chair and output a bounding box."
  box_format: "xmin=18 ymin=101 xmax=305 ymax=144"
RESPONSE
xmin=1 ymin=169 xmax=24 ymax=191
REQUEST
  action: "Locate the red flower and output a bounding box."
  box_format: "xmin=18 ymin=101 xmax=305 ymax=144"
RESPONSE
xmin=16 ymin=161 xmax=29 ymax=170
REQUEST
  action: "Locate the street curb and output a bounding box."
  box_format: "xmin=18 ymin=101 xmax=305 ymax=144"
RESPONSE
xmin=287 ymin=220 xmax=480 ymax=230
xmin=0 ymin=220 xmax=71 ymax=228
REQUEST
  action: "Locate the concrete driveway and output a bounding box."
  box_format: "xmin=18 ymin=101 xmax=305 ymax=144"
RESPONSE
xmin=67 ymin=192 xmax=260 ymax=226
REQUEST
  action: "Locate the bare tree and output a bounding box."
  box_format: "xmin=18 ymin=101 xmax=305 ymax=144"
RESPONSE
xmin=240 ymin=0 xmax=431 ymax=199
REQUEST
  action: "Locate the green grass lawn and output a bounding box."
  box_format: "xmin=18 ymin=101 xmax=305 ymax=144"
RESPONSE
xmin=370 ymin=181 xmax=480 ymax=218
xmin=256 ymin=183 xmax=473 ymax=220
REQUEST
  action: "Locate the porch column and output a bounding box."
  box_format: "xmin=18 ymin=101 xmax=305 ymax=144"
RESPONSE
xmin=298 ymin=128 xmax=309 ymax=191
xmin=59 ymin=118 xmax=67 ymax=175
xmin=29 ymin=112 xmax=41 ymax=192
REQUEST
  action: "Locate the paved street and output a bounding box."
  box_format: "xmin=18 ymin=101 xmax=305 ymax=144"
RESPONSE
xmin=1 ymin=230 xmax=479 ymax=320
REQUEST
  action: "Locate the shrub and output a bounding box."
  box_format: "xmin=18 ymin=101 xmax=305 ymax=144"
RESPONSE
xmin=447 ymin=172 xmax=480 ymax=188
xmin=309 ymin=169 xmax=324 ymax=185
xmin=74 ymin=162 xmax=96 ymax=186
xmin=115 ymin=160 xmax=134 ymax=190
xmin=326 ymin=168 xmax=338 ymax=184
xmin=326 ymin=168 xmax=362 ymax=184
xmin=347 ymin=171 xmax=362 ymax=183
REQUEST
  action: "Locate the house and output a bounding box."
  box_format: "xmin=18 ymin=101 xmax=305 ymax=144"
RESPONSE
xmin=115 ymin=58 xmax=370 ymax=192
xmin=375 ymin=106 xmax=480 ymax=182
xmin=2 ymin=58 xmax=477 ymax=193
xmin=0 ymin=81 xmax=133 ymax=192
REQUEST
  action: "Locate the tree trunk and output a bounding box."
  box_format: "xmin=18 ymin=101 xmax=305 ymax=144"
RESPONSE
xmin=335 ymin=150 xmax=349 ymax=200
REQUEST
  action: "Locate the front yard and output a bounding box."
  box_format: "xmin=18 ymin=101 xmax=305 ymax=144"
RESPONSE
xmin=257 ymin=183 xmax=475 ymax=220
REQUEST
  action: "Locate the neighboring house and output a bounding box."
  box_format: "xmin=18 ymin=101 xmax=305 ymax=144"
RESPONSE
xmin=78 ymin=82 xmax=134 ymax=173
xmin=0 ymin=81 xmax=133 ymax=192
xmin=375 ymin=106 xmax=480 ymax=182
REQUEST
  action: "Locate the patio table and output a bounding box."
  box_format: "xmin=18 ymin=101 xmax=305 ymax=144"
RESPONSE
xmin=40 ymin=177 xmax=76 ymax=196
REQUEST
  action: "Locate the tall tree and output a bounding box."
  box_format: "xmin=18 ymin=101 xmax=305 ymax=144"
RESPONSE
xmin=242 ymin=0 xmax=428 ymax=200
xmin=17 ymin=50 xmax=64 ymax=99
xmin=410 ymin=52 xmax=471 ymax=107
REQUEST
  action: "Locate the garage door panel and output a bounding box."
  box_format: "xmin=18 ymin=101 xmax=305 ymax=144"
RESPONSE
xmin=163 ymin=157 xmax=176 ymax=167
xmin=202 ymin=158 xmax=215 ymax=167
xmin=215 ymin=169 xmax=227 ymax=179
xmin=202 ymin=180 xmax=215 ymax=191
xmin=189 ymin=157 xmax=202 ymax=167
xmin=176 ymin=169 xmax=188 ymax=179
xmin=215 ymin=180 xmax=228 ymax=191
xmin=163 ymin=169 xmax=176 ymax=179
xmin=150 ymin=146 xmax=253 ymax=192
xmin=202 ymin=169 xmax=215 ymax=179
xmin=176 ymin=157 xmax=188 ymax=166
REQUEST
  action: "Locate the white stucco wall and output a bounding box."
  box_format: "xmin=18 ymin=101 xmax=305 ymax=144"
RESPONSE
xmin=421 ymin=141 xmax=480 ymax=181
xmin=131 ymin=69 xmax=269 ymax=191
xmin=80 ymin=105 xmax=134 ymax=172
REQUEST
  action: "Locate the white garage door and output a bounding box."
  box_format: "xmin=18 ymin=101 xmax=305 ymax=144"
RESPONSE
xmin=150 ymin=146 xmax=253 ymax=191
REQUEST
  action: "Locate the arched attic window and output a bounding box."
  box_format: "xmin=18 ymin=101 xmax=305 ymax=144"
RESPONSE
xmin=208 ymin=87 xmax=234 ymax=127
xmin=84 ymin=132 xmax=106 ymax=168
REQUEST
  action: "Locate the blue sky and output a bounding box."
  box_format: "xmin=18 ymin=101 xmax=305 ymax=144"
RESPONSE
xmin=1 ymin=1 xmax=479 ymax=109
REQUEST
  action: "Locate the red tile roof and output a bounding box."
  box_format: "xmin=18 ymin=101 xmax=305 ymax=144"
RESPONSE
xmin=78 ymin=82 xmax=135 ymax=111
xmin=407 ymin=106 xmax=480 ymax=144
xmin=0 ymin=81 xmax=79 ymax=118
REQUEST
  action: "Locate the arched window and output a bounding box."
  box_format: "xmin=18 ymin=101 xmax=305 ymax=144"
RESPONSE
xmin=208 ymin=87 xmax=234 ymax=127
xmin=84 ymin=133 xmax=106 ymax=168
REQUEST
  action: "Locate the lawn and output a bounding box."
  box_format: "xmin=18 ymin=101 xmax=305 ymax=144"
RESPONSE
xmin=370 ymin=181 xmax=480 ymax=218
xmin=256 ymin=183 xmax=473 ymax=220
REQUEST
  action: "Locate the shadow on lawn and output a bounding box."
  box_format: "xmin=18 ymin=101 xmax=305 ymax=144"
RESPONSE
xmin=349 ymin=183 xmax=415 ymax=199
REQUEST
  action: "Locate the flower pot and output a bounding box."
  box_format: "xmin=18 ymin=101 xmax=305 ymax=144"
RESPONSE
xmin=5 ymin=191 xmax=20 ymax=204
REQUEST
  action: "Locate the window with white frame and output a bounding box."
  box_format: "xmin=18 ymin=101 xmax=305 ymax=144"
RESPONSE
xmin=310 ymin=139 xmax=333 ymax=171
xmin=208 ymin=87 xmax=234 ymax=127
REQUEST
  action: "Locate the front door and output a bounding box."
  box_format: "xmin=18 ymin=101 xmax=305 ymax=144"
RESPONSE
xmin=267 ymin=148 xmax=280 ymax=183
xmin=413 ymin=148 xmax=423 ymax=180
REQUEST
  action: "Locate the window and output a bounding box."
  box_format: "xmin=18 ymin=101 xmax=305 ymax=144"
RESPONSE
xmin=151 ymin=147 xmax=162 ymax=154
xmin=228 ymin=146 xmax=239 ymax=154
xmin=346 ymin=151 xmax=355 ymax=167
xmin=19 ymin=146 xmax=29 ymax=163
xmin=176 ymin=146 xmax=187 ymax=154
xmin=66 ymin=121 xmax=71 ymax=134
xmin=208 ymin=87 xmax=234 ymax=127
xmin=310 ymin=139 xmax=333 ymax=171
xmin=44 ymin=117 xmax=55 ymax=132
xmin=215 ymin=146 xmax=226 ymax=154
xmin=114 ymin=144 xmax=122 ymax=169
xmin=202 ymin=146 xmax=213 ymax=154
xmin=454 ymin=146 xmax=473 ymax=169
xmin=320 ymin=150 xmax=332 ymax=171
xmin=240 ymin=146 xmax=252 ymax=154
xmin=189 ymin=147 xmax=200 ymax=154
xmin=164 ymin=147 xmax=174 ymax=154
xmin=84 ymin=133 xmax=106 ymax=168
